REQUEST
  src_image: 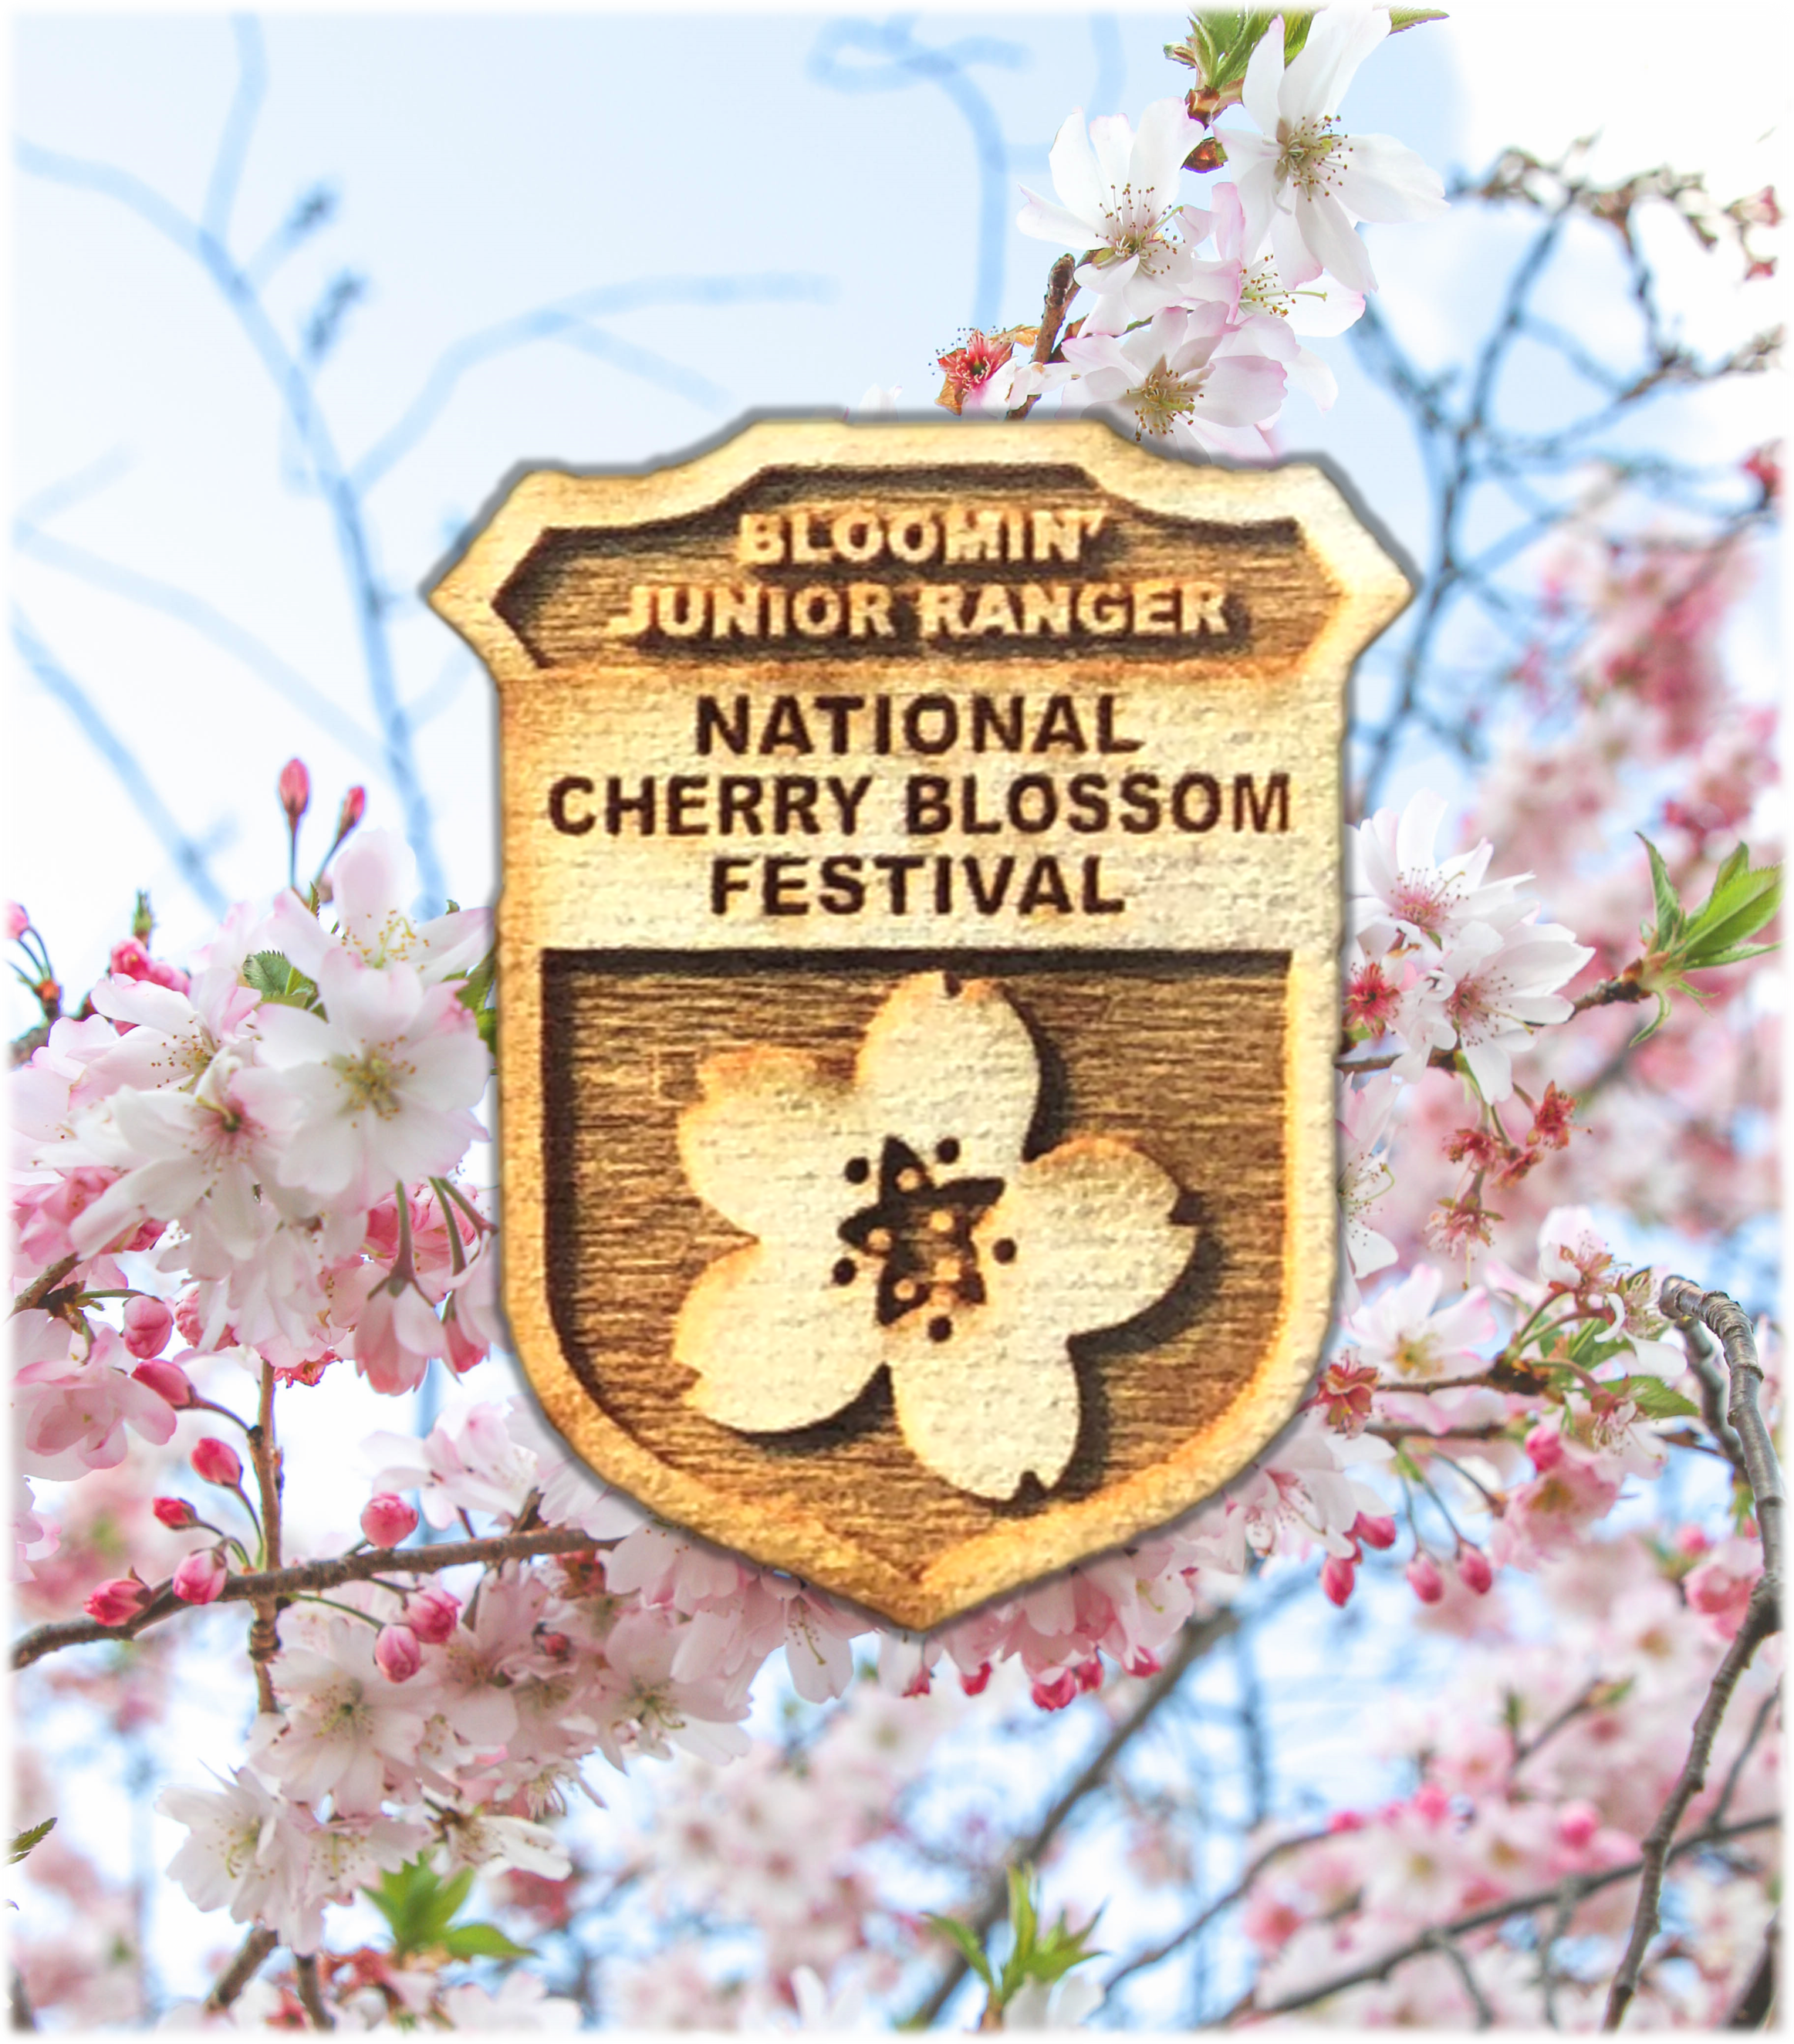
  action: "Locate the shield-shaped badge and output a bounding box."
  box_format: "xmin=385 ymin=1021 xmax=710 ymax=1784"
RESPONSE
xmin=428 ymin=418 xmax=1408 ymax=1630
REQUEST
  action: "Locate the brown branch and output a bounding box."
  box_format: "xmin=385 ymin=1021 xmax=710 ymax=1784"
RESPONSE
xmin=1603 ymin=1614 xmax=1779 ymax=1991
xmin=204 ymin=1926 xmax=276 ymax=2015
xmin=1661 ymin=1281 xmax=1785 ymax=1584
xmin=904 ymin=1609 xmax=1236 ymax=2027
xmin=1569 ymin=975 xmax=1650 ymax=1015
xmin=1512 ymin=1676 xmax=1609 ymax=1774
xmin=1104 ymin=1826 xmax=1332 ymax=1990
xmin=1673 ymin=1310 xmax=1749 ymax=1475
xmin=1426 ymin=1928 xmax=1495 ymax=2027
xmin=1248 ymin=1813 xmax=1778 ymax=2019
xmin=0 ymin=1030 xmax=52 ymax=1079
xmin=10 ymin=1253 xmax=79 ymax=1316
xmin=1007 ymin=252 xmax=1078 ymax=420
xmin=293 ymin=1953 xmax=335 ymax=2029
xmin=12 ymin=1525 xmax=596 ymax=1671
xmin=248 ymin=1356 xmax=282 ymax=1716
xmin=1711 ymin=1686 xmax=1780 ymax=1831
xmin=0 ymin=1945 xmax=40 ymax=2044
xmin=1724 ymin=1912 xmax=1777 ymax=2028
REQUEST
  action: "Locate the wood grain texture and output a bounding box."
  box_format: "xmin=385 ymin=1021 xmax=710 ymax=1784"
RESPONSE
xmin=427 ymin=417 xmax=1411 ymax=1627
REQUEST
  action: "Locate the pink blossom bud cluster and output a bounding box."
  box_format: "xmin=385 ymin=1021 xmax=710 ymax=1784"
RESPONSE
xmin=1237 ymin=1530 xmax=1779 ymax=2027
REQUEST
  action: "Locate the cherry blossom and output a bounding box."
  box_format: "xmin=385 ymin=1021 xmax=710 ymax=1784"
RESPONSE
xmin=1056 ymin=302 xmax=1289 ymax=458
xmin=1226 ymin=1 xmax=1446 ymax=294
xmin=1017 ymin=100 xmax=1203 ymax=315
xmin=248 ymin=948 xmax=488 ymax=1208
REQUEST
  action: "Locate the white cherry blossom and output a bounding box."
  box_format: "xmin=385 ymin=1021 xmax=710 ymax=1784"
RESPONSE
xmin=1395 ymin=918 xmax=1594 ymax=1102
xmin=1226 ymin=2 xmax=1447 ymax=295
xmin=250 ymin=948 xmax=487 ymax=1208
xmin=1017 ymin=99 xmax=1203 ymax=309
xmin=674 ymin=972 xmax=1194 ymax=1501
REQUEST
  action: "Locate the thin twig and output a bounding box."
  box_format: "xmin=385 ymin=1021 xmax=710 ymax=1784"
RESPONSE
xmin=904 ymin=1610 xmax=1236 ymax=2027
xmin=1424 ymin=1929 xmax=1495 ymax=2027
xmin=1711 ymin=1687 xmax=1779 ymax=1831
xmin=293 ymin=1953 xmax=335 ymax=2029
xmin=204 ymin=1926 xmax=276 ymax=2014
xmin=0 ymin=1945 xmax=40 ymax=2044
xmin=1602 ymin=1594 xmax=1782 ymax=2044
xmin=11 ymin=1525 xmax=596 ymax=1671
xmin=1249 ymin=1813 xmax=1777 ymax=2019
xmin=1104 ymin=1827 xmax=1332 ymax=1990
xmin=1724 ymin=1913 xmax=1777 ymax=2028
xmin=1008 ymin=252 xmax=1077 ymax=419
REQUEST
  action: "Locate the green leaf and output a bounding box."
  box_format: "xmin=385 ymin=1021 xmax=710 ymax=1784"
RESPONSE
xmin=242 ymin=950 xmax=320 ymax=1009
xmin=9 ymin=1817 xmax=54 ymax=1864
xmin=1638 ymin=834 xmax=1682 ymax=946
xmin=1387 ymin=6 xmax=1449 ymax=29
xmin=1613 ymin=1376 xmax=1701 ymax=1421
xmin=437 ymin=1921 xmax=534 ymax=1962
xmin=922 ymin=1913 xmax=995 ymax=1991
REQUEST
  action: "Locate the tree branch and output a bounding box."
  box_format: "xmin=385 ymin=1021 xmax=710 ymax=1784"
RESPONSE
xmin=1103 ymin=1826 xmax=1332 ymax=1991
xmin=12 ymin=1525 xmax=596 ymax=1671
xmin=1250 ymin=1813 xmax=1778 ymax=2019
xmin=0 ymin=1945 xmax=39 ymax=2044
xmin=904 ymin=1609 xmax=1236 ymax=2027
xmin=204 ymin=1926 xmax=276 ymax=2015
xmin=1602 ymin=1596 xmax=1779 ymax=2029
xmin=293 ymin=1952 xmax=335 ymax=2030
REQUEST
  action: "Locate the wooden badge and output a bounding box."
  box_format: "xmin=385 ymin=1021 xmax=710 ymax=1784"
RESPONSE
xmin=429 ymin=417 xmax=1409 ymax=1629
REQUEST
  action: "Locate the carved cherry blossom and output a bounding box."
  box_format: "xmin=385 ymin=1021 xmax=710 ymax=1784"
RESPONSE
xmin=673 ymin=973 xmax=1195 ymax=1500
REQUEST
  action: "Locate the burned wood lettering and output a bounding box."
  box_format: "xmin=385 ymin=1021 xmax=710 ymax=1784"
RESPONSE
xmin=430 ymin=418 xmax=1409 ymax=1628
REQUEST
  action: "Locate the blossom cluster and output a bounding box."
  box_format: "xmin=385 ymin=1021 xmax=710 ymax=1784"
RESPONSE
xmin=931 ymin=2 xmax=1445 ymax=452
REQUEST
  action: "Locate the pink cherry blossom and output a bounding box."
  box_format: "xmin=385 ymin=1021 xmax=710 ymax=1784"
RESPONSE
xmin=12 ymin=1316 xmax=178 ymax=1480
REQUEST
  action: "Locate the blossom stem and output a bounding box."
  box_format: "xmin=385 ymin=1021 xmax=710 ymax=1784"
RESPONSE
xmin=429 ymin=1177 xmax=468 ymax=1276
xmin=246 ymin=1357 xmax=283 ymax=1715
xmin=11 ymin=1526 xmax=598 ymax=1670
xmin=293 ymin=1593 xmax=383 ymax=1627
xmin=432 ymin=1174 xmax=492 ymax=1240
xmin=1006 ymin=252 xmax=1079 ymax=421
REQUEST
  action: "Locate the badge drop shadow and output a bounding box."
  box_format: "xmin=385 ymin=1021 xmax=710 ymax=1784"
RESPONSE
xmin=745 ymin=993 xmax=1226 ymax=1513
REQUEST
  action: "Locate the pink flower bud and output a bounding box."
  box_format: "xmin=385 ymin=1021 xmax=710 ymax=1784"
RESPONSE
xmin=132 ymin=1357 xmax=193 ymax=1407
xmin=1073 ymin=1657 xmax=1104 ymax=1694
xmin=1327 ymin=1809 xmax=1367 ymax=1834
xmin=152 ymin=1496 xmax=199 ymax=1529
xmin=122 ymin=1295 xmax=175 ymax=1360
xmin=1030 ymin=1671 xmax=1079 ymax=1711
xmin=405 ymin=1586 xmax=461 ymax=1644
xmin=279 ymin=757 xmax=311 ymax=826
xmin=1406 ymin=1554 xmax=1445 ymax=1604
xmin=538 ymin=1630 xmax=571 ymax=1661
xmin=360 ymin=1494 xmax=420 ymax=1547
xmin=4 ymin=901 xmax=27 ymax=943
xmin=1351 ymin=1512 xmax=1398 ymax=1551
xmin=172 ymin=1548 xmax=228 ymax=1604
xmin=1557 ymin=1802 xmax=1600 ymax=1850
xmin=336 ymin=786 xmax=367 ymax=840
xmin=958 ymin=1663 xmax=992 ymax=1696
xmin=1124 ymin=1649 xmax=1162 ymax=1679
xmin=1675 ymin=1525 xmax=1711 ymax=1556
xmin=1457 ymin=1546 xmax=1494 ymax=1596
xmin=373 ymin=1623 xmax=422 ymax=1683
xmin=1525 ymin=1426 xmax=1564 ymax=1472
xmin=1321 ymin=1552 xmax=1358 ymax=1606
xmin=191 ymin=1438 xmax=242 ymax=1488
xmin=84 ymin=1572 xmax=154 ymax=1625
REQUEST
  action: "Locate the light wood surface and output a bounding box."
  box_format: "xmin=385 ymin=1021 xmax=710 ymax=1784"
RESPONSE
xmin=429 ymin=417 xmax=1410 ymax=1628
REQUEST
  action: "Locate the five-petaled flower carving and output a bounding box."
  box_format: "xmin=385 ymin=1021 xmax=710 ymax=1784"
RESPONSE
xmin=673 ymin=973 xmax=1196 ymax=1500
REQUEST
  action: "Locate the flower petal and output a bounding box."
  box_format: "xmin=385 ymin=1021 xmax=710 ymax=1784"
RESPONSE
xmin=853 ymin=974 xmax=1039 ymax=1180
xmin=678 ymin=1046 xmax=871 ymax=1244
xmin=677 ymin=1243 xmax=880 ymax=1433
xmin=977 ymin=1136 xmax=1194 ymax=1339
xmin=890 ymin=1329 xmax=1081 ymax=1500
